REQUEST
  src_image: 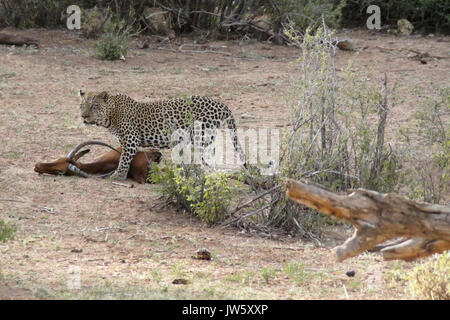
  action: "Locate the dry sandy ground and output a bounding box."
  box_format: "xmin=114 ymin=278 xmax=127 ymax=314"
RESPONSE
xmin=0 ymin=27 xmax=448 ymax=299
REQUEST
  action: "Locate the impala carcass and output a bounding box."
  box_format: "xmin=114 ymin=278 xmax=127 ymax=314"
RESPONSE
xmin=34 ymin=141 xmax=161 ymax=183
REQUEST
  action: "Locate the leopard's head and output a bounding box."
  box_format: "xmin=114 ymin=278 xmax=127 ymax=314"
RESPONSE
xmin=79 ymin=90 xmax=111 ymax=127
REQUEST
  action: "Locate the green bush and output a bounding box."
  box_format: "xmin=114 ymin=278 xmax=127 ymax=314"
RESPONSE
xmin=150 ymin=162 xmax=242 ymax=226
xmin=0 ymin=220 xmax=16 ymax=242
xmin=405 ymin=252 xmax=449 ymax=300
xmin=94 ymin=19 xmax=131 ymax=60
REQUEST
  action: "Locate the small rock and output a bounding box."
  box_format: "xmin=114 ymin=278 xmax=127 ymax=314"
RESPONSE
xmin=71 ymin=248 xmax=83 ymax=253
xmin=172 ymin=278 xmax=189 ymax=285
xmin=337 ymin=39 xmax=356 ymax=51
xmin=192 ymin=248 xmax=212 ymax=260
xmin=397 ymin=19 xmax=414 ymax=35
xmin=346 ymin=270 xmax=356 ymax=277
xmin=241 ymin=112 xmax=256 ymax=120
xmin=40 ymin=207 xmax=55 ymax=214
xmin=137 ymin=39 xmax=150 ymax=49
xmin=168 ymin=30 xmax=176 ymax=40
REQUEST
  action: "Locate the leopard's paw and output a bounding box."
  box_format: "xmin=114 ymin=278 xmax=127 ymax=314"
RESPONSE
xmin=109 ymin=171 xmax=127 ymax=181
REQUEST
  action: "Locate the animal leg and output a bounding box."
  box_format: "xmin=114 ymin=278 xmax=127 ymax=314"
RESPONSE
xmin=111 ymin=136 xmax=139 ymax=180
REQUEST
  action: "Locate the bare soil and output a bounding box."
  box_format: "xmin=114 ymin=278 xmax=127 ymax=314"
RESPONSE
xmin=0 ymin=27 xmax=448 ymax=300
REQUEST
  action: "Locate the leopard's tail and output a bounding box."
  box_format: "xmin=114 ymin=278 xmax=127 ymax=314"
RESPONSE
xmin=224 ymin=116 xmax=247 ymax=167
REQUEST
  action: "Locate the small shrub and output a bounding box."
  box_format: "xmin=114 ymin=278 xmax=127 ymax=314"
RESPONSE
xmin=94 ymin=19 xmax=131 ymax=61
xmin=170 ymin=260 xmax=190 ymax=279
xmin=150 ymin=162 xmax=242 ymax=226
xmin=402 ymin=86 xmax=450 ymax=204
xmin=248 ymin=25 xmax=401 ymax=239
xmin=405 ymin=252 xmax=449 ymax=300
xmin=151 ymin=269 xmax=163 ymax=285
xmin=260 ymin=267 xmax=277 ymax=284
xmin=283 ymin=261 xmax=312 ymax=285
xmin=0 ymin=220 xmax=16 ymax=242
xmin=347 ymin=279 xmax=362 ymax=291
xmin=282 ymin=26 xmax=400 ymax=193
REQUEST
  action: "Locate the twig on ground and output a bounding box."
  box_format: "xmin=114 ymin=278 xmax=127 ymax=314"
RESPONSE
xmin=0 ymin=199 xmax=26 ymax=203
xmin=111 ymin=181 xmax=134 ymax=188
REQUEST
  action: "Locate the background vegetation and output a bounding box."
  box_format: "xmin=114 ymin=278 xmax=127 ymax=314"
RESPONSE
xmin=1 ymin=0 xmax=448 ymax=35
xmin=2 ymin=0 xmax=447 ymax=60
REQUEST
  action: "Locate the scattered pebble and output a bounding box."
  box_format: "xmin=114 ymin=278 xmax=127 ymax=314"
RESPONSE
xmin=172 ymin=278 xmax=189 ymax=285
xmin=241 ymin=112 xmax=256 ymax=120
xmin=346 ymin=270 xmax=356 ymax=277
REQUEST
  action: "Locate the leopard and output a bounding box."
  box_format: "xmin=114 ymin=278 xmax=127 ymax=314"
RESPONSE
xmin=78 ymin=90 xmax=246 ymax=180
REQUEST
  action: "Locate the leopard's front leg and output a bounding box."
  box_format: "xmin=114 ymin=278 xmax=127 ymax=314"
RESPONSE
xmin=111 ymin=135 xmax=139 ymax=181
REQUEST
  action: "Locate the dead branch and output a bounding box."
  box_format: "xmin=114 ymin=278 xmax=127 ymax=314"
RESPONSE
xmin=0 ymin=199 xmax=26 ymax=203
xmin=0 ymin=33 xmax=39 ymax=47
xmin=373 ymin=46 xmax=449 ymax=60
xmin=285 ymin=178 xmax=450 ymax=262
xmin=228 ymin=184 xmax=281 ymax=217
xmin=111 ymin=181 xmax=135 ymax=188
xmin=222 ymin=200 xmax=277 ymax=227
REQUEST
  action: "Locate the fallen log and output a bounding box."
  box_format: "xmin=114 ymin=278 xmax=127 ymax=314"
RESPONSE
xmin=0 ymin=33 xmax=39 ymax=47
xmin=285 ymin=178 xmax=450 ymax=262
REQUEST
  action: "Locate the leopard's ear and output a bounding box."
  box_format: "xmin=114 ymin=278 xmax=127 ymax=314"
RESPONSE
xmin=79 ymin=90 xmax=85 ymax=97
xmin=98 ymin=91 xmax=109 ymax=101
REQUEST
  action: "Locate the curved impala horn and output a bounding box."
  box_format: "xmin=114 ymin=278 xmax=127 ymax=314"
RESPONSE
xmin=67 ymin=141 xmax=120 ymax=160
xmin=67 ymin=141 xmax=121 ymax=178
xmin=68 ymin=164 xmax=115 ymax=179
